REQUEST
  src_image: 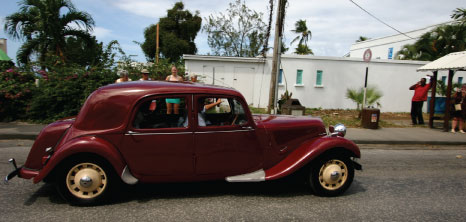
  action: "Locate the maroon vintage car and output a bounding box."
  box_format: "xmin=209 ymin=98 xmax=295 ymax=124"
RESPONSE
xmin=5 ymin=81 xmax=361 ymax=205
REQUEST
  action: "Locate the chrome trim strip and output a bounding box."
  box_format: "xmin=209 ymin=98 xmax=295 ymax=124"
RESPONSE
xmin=225 ymin=169 xmax=265 ymax=182
xmin=195 ymin=129 xmax=254 ymax=134
xmin=121 ymin=166 xmax=138 ymax=185
xmin=125 ymin=131 xmax=193 ymax=136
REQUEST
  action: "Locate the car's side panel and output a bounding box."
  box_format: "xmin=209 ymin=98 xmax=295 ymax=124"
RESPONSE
xmin=32 ymin=136 xmax=126 ymax=183
xmin=264 ymin=136 xmax=360 ymax=180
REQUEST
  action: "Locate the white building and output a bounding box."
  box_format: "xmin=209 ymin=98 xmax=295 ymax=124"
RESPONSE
xmin=349 ymin=22 xmax=452 ymax=60
xmin=185 ymin=54 xmax=466 ymax=112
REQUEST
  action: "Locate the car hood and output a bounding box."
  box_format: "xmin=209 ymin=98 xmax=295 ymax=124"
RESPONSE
xmin=253 ymin=114 xmax=327 ymax=146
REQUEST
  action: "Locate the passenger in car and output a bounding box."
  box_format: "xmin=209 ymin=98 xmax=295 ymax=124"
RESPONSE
xmin=165 ymin=65 xmax=183 ymax=114
xmin=183 ymin=98 xmax=222 ymax=127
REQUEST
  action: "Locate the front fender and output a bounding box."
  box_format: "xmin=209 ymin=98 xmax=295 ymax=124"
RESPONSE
xmin=33 ymin=136 xmax=126 ymax=183
xmin=264 ymin=136 xmax=360 ymax=180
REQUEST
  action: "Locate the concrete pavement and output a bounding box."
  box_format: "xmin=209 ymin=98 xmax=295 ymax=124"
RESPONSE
xmin=1 ymin=122 xmax=466 ymax=145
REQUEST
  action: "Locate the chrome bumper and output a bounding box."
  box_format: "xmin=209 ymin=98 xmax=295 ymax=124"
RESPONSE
xmin=4 ymin=159 xmax=21 ymax=185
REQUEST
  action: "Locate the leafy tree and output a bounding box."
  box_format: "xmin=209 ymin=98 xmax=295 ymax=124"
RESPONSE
xmin=140 ymin=2 xmax=201 ymax=62
xmin=4 ymin=0 xmax=95 ymax=65
xmin=203 ymin=0 xmax=267 ymax=57
xmin=291 ymin=20 xmax=313 ymax=55
xmin=64 ymin=36 xmax=103 ymax=67
xmin=346 ymin=86 xmax=383 ymax=110
xmin=356 ymin=36 xmax=370 ymax=42
xmin=396 ymin=8 xmax=465 ymax=61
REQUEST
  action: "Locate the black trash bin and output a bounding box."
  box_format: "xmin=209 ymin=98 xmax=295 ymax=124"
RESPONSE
xmin=361 ymin=108 xmax=380 ymax=129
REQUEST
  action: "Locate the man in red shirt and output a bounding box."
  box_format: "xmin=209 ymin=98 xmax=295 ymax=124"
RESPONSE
xmin=409 ymin=77 xmax=432 ymax=125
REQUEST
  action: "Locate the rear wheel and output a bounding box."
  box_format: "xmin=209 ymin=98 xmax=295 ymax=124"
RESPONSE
xmin=55 ymin=156 xmax=117 ymax=205
xmin=307 ymin=154 xmax=354 ymax=196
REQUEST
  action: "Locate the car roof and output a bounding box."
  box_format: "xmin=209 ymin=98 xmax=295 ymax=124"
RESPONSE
xmin=100 ymin=81 xmax=242 ymax=97
xmin=74 ymin=81 xmax=244 ymax=131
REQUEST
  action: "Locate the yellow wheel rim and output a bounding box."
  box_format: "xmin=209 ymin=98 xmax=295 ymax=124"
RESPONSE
xmin=318 ymin=159 xmax=348 ymax=191
xmin=66 ymin=163 xmax=107 ymax=199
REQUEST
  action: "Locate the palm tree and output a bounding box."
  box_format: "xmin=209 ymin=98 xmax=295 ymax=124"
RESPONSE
xmin=294 ymin=44 xmax=313 ymax=55
xmin=451 ymin=8 xmax=466 ymax=25
xmin=4 ymin=0 xmax=95 ymax=65
xmin=396 ymin=23 xmax=465 ymax=61
xmin=346 ymin=86 xmax=383 ymax=110
xmin=291 ymin=20 xmax=312 ymax=46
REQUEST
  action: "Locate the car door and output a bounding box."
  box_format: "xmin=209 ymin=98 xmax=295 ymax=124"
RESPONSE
xmin=120 ymin=94 xmax=194 ymax=176
xmin=193 ymin=95 xmax=262 ymax=176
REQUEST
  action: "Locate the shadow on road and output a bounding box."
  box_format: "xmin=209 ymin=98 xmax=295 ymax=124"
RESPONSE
xmin=26 ymin=177 xmax=366 ymax=206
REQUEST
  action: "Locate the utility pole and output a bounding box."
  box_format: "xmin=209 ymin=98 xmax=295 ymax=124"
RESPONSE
xmin=156 ymin=23 xmax=160 ymax=65
xmin=267 ymin=0 xmax=284 ymax=114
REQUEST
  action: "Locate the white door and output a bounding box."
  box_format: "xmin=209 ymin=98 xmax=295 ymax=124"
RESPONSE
xmin=202 ymin=66 xmax=225 ymax=86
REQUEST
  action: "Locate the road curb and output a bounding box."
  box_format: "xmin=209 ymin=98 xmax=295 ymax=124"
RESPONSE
xmin=353 ymin=140 xmax=466 ymax=146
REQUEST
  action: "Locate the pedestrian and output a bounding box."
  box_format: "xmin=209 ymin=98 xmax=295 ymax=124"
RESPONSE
xmin=165 ymin=65 xmax=183 ymax=114
xmin=115 ymin=70 xmax=131 ymax=83
xmin=450 ymin=84 xmax=466 ymax=133
xmin=139 ymin=69 xmax=152 ymax=81
xmin=409 ymin=76 xmax=432 ymax=125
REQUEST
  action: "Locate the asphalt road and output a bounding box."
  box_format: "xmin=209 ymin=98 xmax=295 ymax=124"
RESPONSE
xmin=1 ymin=140 xmax=466 ymax=221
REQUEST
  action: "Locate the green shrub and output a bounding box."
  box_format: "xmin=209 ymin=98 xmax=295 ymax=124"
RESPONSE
xmin=27 ymin=65 xmax=117 ymax=122
xmin=0 ymin=66 xmax=36 ymax=121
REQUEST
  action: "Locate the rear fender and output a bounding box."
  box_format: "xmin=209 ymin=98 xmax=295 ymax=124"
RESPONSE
xmin=33 ymin=136 xmax=126 ymax=183
xmin=264 ymin=136 xmax=360 ymax=180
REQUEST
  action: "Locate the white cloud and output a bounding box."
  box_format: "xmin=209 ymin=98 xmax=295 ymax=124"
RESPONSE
xmin=92 ymin=27 xmax=113 ymax=39
xmin=112 ymin=0 xmax=172 ymax=19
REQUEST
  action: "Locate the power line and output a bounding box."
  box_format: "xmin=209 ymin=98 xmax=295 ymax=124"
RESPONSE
xmin=349 ymin=0 xmax=415 ymax=40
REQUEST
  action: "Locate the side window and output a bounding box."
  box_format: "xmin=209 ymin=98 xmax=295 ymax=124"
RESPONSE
xmin=197 ymin=97 xmax=248 ymax=127
xmin=133 ymin=96 xmax=188 ymax=129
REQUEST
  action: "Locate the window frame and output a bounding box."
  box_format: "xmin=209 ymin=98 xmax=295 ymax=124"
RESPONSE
xmin=127 ymin=94 xmax=193 ymax=133
xmin=295 ymin=69 xmax=304 ymax=86
xmin=194 ymin=94 xmax=252 ymax=132
xmin=315 ymin=70 xmax=324 ymax=87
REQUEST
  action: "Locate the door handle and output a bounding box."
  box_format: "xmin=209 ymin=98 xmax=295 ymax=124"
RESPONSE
xmin=241 ymin=126 xmax=253 ymax=130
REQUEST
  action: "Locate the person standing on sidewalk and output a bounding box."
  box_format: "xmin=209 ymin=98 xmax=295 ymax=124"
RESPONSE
xmin=409 ymin=76 xmax=432 ymax=125
xmin=450 ymin=84 xmax=466 ymax=133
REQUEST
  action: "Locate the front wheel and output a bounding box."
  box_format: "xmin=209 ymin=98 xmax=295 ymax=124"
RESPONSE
xmin=55 ymin=156 xmax=117 ymax=205
xmin=307 ymin=154 xmax=354 ymax=196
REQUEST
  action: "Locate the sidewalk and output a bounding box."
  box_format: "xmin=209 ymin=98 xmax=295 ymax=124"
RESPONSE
xmin=1 ymin=122 xmax=466 ymax=145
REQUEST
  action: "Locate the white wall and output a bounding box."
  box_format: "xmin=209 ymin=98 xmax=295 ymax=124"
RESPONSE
xmin=184 ymin=54 xmax=466 ymax=112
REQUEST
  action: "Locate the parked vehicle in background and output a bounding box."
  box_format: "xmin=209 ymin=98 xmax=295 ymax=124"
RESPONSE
xmin=5 ymin=81 xmax=362 ymax=205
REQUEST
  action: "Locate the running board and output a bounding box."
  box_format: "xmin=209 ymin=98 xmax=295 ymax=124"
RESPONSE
xmin=121 ymin=166 xmax=138 ymax=185
xmin=225 ymin=169 xmax=265 ymax=182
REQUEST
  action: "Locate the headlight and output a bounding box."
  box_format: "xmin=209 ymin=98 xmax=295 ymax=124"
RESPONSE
xmin=334 ymin=123 xmax=346 ymax=137
xmin=330 ymin=123 xmax=346 ymax=137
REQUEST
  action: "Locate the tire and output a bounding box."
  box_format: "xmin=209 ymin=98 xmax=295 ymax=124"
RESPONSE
xmin=307 ymin=153 xmax=354 ymax=197
xmin=55 ymin=156 xmax=118 ymax=205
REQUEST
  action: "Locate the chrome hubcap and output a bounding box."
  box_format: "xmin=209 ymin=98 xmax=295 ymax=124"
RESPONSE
xmin=80 ymin=176 xmax=93 ymax=188
xmin=318 ymin=159 xmax=348 ymax=190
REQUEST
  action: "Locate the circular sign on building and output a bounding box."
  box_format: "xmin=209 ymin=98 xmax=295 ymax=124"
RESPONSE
xmin=363 ymin=49 xmax=372 ymax=63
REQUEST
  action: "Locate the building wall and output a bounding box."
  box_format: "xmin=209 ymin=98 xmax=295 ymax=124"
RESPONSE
xmin=349 ymin=22 xmax=452 ymax=60
xmin=184 ymin=54 xmax=465 ymax=112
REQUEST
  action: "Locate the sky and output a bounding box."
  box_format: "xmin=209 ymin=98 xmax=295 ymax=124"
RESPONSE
xmin=0 ymin=0 xmax=465 ymax=63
